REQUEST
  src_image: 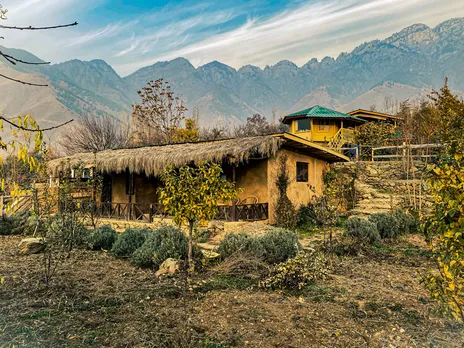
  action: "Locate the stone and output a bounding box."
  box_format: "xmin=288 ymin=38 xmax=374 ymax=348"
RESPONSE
xmin=18 ymin=238 xmax=46 ymax=255
xmin=155 ymin=258 xmax=180 ymax=277
xmin=201 ymin=249 xmax=220 ymax=260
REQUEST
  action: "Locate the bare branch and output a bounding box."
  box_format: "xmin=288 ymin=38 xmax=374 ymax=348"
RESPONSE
xmin=0 ymin=117 xmax=73 ymax=131
xmin=58 ymin=114 xmax=131 ymax=155
xmin=0 ymin=73 xmax=48 ymax=86
xmin=0 ymin=21 xmax=78 ymax=30
xmin=0 ymin=51 xmax=50 ymax=65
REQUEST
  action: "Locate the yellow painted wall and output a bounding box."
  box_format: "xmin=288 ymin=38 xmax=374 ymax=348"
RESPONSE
xmin=235 ymin=159 xmax=268 ymax=204
xmin=291 ymin=119 xmax=342 ymax=143
xmin=291 ymin=119 xmax=312 ymax=141
xmin=267 ymin=149 xmax=328 ymax=224
xmin=311 ymin=120 xmax=340 ymax=142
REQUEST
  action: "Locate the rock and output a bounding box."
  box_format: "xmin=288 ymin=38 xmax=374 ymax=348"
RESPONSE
xmin=155 ymin=258 xmax=180 ymax=277
xmin=201 ymin=249 xmax=220 ymax=260
xmin=18 ymin=238 xmax=46 ymax=255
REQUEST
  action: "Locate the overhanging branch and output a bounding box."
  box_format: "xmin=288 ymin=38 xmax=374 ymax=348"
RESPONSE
xmin=0 ymin=73 xmax=48 ymax=86
xmin=0 ymin=22 xmax=78 ymax=30
xmin=1 ymin=117 xmax=74 ymax=131
xmin=0 ymin=51 xmax=50 ymax=65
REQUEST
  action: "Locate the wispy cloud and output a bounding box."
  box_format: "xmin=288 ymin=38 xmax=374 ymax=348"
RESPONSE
xmin=2 ymin=0 xmax=464 ymax=76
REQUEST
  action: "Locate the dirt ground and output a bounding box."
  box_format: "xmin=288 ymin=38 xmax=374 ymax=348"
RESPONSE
xmin=0 ymin=234 xmax=463 ymax=348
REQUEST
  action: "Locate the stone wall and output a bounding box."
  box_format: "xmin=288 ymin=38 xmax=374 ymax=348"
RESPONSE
xmin=332 ymin=161 xmax=432 ymax=216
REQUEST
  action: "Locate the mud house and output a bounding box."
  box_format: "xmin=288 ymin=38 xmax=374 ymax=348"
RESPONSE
xmin=48 ymin=133 xmax=348 ymax=224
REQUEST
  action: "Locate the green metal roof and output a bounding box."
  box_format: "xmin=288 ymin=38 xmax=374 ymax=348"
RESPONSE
xmin=283 ymin=105 xmax=366 ymax=123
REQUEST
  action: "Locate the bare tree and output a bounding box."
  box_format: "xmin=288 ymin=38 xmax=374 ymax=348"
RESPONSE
xmin=234 ymin=113 xmax=288 ymax=137
xmin=132 ymin=78 xmax=187 ymax=145
xmin=199 ymin=125 xmax=231 ymax=141
xmin=58 ymin=114 xmax=131 ymax=155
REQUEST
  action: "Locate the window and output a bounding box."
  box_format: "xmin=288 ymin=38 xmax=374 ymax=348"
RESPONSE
xmin=316 ymin=119 xmax=331 ymax=131
xmin=296 ymin=162 xmax=309 ymax=182
xmin=296 ymin=118 xmax=310 ymax=132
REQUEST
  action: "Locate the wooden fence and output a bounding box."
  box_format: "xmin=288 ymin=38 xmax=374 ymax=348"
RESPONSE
xmin=0 ymin=195 xmax=33 ymax=217
xmin=60 ymin=201 xmax=269 ymax=223
xmin=371 ymin=143 xmax=442 ymax=162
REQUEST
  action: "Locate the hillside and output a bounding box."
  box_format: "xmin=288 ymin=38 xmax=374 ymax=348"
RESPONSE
xmin=0 ymin=17 xmax=463 ymax=127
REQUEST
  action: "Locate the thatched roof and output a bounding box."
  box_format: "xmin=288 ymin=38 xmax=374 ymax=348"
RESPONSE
xmin=48 ymin=135 xmax=283 ymax=176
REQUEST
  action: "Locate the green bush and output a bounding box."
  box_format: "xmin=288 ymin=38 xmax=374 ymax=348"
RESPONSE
xmin=0 ymin=211 xmax=33 ymax=236
xmin=0 ymin=219 xmax=12 ymax=235
xmin=111 ymin=227 xmax=150 ymax=258
xmin=47 ymin=214 xmax=89 ymax=249
xmin=131 ymin=225 xmax=188 ymax=268
xmin=259 ymin=228 xmax=300 ymax=264
xmin=260 ymin=251 xmax=329 ymax=290
xmin=217 ymin=233 xmax=258 ymax=259
xmin=392 ymin=209 xmax=418 ymax=234
xmin=87 ymin=225 xmax=118 ymax=250
xmin=368 ymin=213 xmax=400 ymax=239
xmin=344 ymin=217 xmax=380 ymax=244
xmin=217 ymin=228 xmax=300 ymax=264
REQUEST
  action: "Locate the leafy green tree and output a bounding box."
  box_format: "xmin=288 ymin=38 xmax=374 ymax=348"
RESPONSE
xmin=159 ymin=162 xmax=239 ymax=268
xmin=423 ymin=80 xmax=464 ymax=322
xmin=173 ymin=118 xmax=199 ymax=143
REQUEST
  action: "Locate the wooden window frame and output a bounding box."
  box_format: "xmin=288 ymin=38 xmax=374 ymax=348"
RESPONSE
xmin=296 ymin=162 xmax=309 ymax=182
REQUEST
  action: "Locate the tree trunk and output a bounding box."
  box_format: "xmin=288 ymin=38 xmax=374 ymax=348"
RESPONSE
xmin=188 ymin=220 xmax=194 ymax=271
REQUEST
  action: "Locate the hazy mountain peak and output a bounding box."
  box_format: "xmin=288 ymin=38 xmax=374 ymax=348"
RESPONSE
xmin=168 ymin=57 xmax=195 ymax=68
xmin=199 ymin=60 xmax=236 ymax=72
xmin=386 ymin=22 xmax=437 ymax=47
xmin=273 ymin=60 xmax=298 ymax=69
xmin=238 ymin=64 xmax=263 ymax=74
xmin=434 ymin=17 xmax=464 ymax=33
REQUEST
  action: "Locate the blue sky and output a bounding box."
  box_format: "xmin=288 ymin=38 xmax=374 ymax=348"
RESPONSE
xmin=3 ymin=0 xmax=464 ymax=76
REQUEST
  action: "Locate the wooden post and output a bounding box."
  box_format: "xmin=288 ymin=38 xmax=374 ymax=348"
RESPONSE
xmin=149 ymin=204 xmax=153 ymax=223
xmin=231 ymin=166 xmax=237 ymax=222
xmin=371 ymin=147 xmax=375 ymax=162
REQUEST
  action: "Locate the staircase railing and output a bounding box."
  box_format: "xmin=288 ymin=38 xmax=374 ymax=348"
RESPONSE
xmin=328 ymin=128 xmax=356 ymax=149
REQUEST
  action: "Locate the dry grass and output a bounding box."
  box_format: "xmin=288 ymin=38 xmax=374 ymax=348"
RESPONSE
xmin=48 ymin=135 xmax=282 ymax=176
xmin=0 ymin=234 xmax=462 ymax=348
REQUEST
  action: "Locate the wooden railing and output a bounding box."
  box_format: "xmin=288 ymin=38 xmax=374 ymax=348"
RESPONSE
xmin=371 ymin=143 xmax=442 ymax=161
xmin=328 ymin=128 xmax=356 ymax=149
xmin=60 ymin=201 xmax=269 ymax=223
xmin=0 ymin=195 xmax=33 ymax=216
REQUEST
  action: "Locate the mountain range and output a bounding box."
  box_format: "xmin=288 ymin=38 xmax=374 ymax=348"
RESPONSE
xmin=0 ymin=17 xmax=463 ymax=130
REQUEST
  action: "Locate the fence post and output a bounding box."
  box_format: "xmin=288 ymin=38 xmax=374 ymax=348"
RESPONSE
xmin=371 ymin=147 xmax=374 ymax=162
xmin=149 ymin=204 xmax=153 ymax=223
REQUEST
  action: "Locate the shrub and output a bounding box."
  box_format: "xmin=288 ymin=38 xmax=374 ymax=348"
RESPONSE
xmin=392 ymin=209 xmax=418 ymax=234
xmin=47 ymin=214 xmax=89 ymax=249
xmin=260 ymin=251 xmax=329 ymax=290
xmin=344 ymin=217 xmax=380 ymax=244
xmin=0 ymin=219 xmax=12 ymax=235
xmin=217 ymin=233 xmax=257 ymax=259
xmin=217 ymin=228 xmax=300 ymax=264
xmin=259 ymin=228 xmax=300 ymax=264
xmin=131 ymin=225 xmax=188 ymax=268
xmin=274 ymin=155 xmax=297 ymax=229
xmin=111 ymin=227 xmax=150 ymax=258
xmin=87 ymin=225 xmax=118 ymax=250
xmin=368 ymin=213 xmax=400 ymax=239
